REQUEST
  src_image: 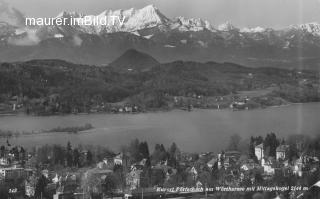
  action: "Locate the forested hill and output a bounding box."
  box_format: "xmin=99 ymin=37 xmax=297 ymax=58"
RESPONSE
xmin=0 ymin=59 xmax=319 ymax=115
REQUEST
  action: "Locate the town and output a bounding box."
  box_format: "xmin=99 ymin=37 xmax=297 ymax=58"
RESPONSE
xmin=0 ymin=133 xmax=319 ymax=199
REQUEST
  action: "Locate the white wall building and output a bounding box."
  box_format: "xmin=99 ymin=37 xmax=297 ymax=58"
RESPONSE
xmin=0 ymin=166 xmax=26 ymax=180
xmin=255 ymin=143 xmax=264 ymax=161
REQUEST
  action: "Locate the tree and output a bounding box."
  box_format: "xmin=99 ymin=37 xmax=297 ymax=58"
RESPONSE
xmin=0 ymin=145 xmax=5 ymax=157
xmin=139 ymin=141 xmax=150 ymax=160
xmin=66 ymin=141 xmax=73 ymax=167
xmin=168 ymin=142 xmax=180 ymax=167
xmin=35 ymin=175 xmax=48 ymax=199
xmin=152 ymin=144 xmax=168 ymax=165
xmin=36 ymin=145 xmax=51 ymax=164
xmin=151 ymin=169 xmax=165 ymax=186
xmin=249 ymin=137 xmax=256 ymax=159
xmin=73 ymin=148 xmax=80 ymax=167
xmin=67 ymin=141 xmax=72 ymax=151
xmin=129 ymin=139 xmax=141 ymax=163
xmin=87 ymin=150 xmax=93 ymax=165
xmin=20 ymin=146 xmax=26 ymax=160
xmin=102 ymin=174 xmax=117 ymax=197
xmin=228 ymin=134 xmax=242 ymax=151
xmin=52 ymin=145 xmax=65 ymax=165
xmin=263 ymin=133 xmax=279 ymax=157
xmin=113 ymin=164 xmax=125 ymax=188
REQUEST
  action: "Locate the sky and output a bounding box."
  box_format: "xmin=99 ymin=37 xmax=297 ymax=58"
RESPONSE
xmin=6 ymin=0 xmax=320 ymax=29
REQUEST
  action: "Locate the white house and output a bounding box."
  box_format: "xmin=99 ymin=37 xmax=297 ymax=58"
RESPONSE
xmin=261 ymin=158 xmax=275 ymax=175
xmin=276 ymin=145 xmax=289 ymax=161
xmin=207 ymin=157 xmax=218 ymax=169
xmin=126 ymin=169 xmax=143 ymax=190
xmin=0 ymin=157 xmax=9 ymax=166
xmin=190 ymin=166 xmax=198 ymax=180
xmin=113 ymin=153 xmax=124 ymax=165
xmin=0 ymin=166 xmax=26 ymax=180
xmin=293 ymin=157 xmax=303 ymax=177
xmin=255 ymin=143 xmax=264 ymax=161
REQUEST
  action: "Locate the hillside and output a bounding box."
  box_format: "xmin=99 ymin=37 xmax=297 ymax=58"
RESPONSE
xmin=0 ymin=58 xmax=319 ymax=115
xmin=109 ymin=49 xmax=160 ymax=72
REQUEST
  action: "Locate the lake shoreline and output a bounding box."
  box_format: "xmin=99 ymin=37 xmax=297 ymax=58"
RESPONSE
xmin=0 ymin=102 xmax=319 ymax=153
xmin=1 ymin=101 xmax=318 ymax=118
xmin=0 ymin=123 xmax=94 ymax=138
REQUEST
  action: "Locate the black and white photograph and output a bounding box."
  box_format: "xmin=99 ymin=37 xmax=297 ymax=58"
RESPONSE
xmin=0 ymin=0 xmax=320 ymax=198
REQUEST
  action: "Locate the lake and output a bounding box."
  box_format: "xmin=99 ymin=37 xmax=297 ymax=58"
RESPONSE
xmin=0 ymin=103 xmax=319 ymax=153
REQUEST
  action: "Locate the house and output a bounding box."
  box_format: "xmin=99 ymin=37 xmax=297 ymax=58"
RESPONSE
xmin=223 ymin=157 xmax=236 ymax=169
xmin=126 ymin=169 xmax=143 ymax=190
xmin=255 ymin=143 xmax=264 ymax=162
xmin=0 ymin=166 xmax=27 ymax=180
xmin=41 ymin=169 xmax=49 ymax=178
xmin=97 ymin=161 xmax=105 ymax=169
xmin=230 ymin=101 xmax=248 ymax=110
xmin=124 ymin=106 xmax=133 ymax=113
xmin=152 ymin=164 xmax=177 ymax=182
xmin=207 ymin=157 xmax=218 ymax=169
xmin=53 ymin=183 xmax=79 ymax=199
xmin=261 ymin=157 xmax=278 ymax=175
xmin=225 ymin=151 xmax=241 ymax=160
xmin=25 ymin=176 xmax=37 ymax=197
xmin=217 ymin=153 xmax=223 ymax=169
xmin=0 ymin=157 xmax=9 ymax=166
xmin=276 ymin=145 xmax=290 ymax=161
xmin=189 ymin=166 xmax=198 ymax=180
xmin=113 ymin=153 xmax=129 ymax=167
xmin=52 ymin=173 xmax=61 ymax=184
xmin=195 ymin=181 xmax=203 ymax=189
xmin=130 ymin=158 xmax=148 ymax=171
xmin=240 ymin=159 xmax=258 ymax=171
xmin=293 ymin=157 xmax=304 ymax=177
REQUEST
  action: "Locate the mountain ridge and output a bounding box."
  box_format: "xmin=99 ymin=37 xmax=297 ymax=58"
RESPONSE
xmin=0 ymin=4 xmax=320 ymax=69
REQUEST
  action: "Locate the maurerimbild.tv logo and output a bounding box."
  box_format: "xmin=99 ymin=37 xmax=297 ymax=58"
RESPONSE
xmin=25 ymin=16 xmax=126 ymax=26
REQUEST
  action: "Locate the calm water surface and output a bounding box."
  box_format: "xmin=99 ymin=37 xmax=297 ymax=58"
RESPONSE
xmin=0 ymin=103 xmax=319 ymax=152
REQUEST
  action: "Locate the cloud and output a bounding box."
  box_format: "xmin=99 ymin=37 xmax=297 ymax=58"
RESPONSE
xmin=0 ymin=0 xmax=40 ymax=46
xmin=72 ymin=35 xmax=83 ymax=46
xmin=0 ymin=0 xmax=26 ymax=27
xmin=8 ymin=28 xmax=40 ymax=46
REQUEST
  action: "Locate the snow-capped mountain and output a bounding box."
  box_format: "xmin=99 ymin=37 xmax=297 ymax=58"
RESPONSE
xmin=171 ymin=17 xmax=214 ymax=32
xmin=291 ymin=22 xmax=320 ymax=36
xmin=45 ymin=5 xmax=171 ymax=35
xmin=3 ymin=3 xmax=320 ymax=40
xmin=124 ymin=5 xmax=169 ymax=31
xmin=0 ymin=1 xmax=25 ymax=27
xmin=241 ymin=26 xmax=265 ymax=33
xmin=0 ymin=4 xmax=320 ymax=70
xmin=218 ymin=21 xmax=238 ymax=32
xmin=33 ymin=5 xmax=214 ymax=36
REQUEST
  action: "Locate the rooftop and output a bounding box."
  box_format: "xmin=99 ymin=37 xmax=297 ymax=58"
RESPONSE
xmin=276 ymin=145 xmax=290 ymax=152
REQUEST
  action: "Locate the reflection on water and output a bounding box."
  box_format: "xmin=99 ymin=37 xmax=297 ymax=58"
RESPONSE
xmin=0 ymin=103 xmax=319 ymax=152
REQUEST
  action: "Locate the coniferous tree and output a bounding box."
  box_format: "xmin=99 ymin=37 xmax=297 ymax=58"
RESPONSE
xmin=66 ymin=141 xmax=73 ymax=167
xmin=35 ymin=175 xmax=48 ymax=199
xmin=73 ymin=148 xmax=80 ymax=167
xmin=263 ymin=133 xmax=279 ymax=157
xmin=87 ymin=150 xmax=93 ymax=165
